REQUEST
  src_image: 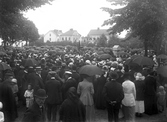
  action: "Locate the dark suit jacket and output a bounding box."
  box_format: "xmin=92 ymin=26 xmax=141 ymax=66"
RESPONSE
xmin=144 ymin=75 xmax=157 ymax=96
xmin=103 ymin=80 xmax=124 ymax=109
xmin=27 ymin=72 xmax=45 ymax=93
xmin=62 ymin=77 xmax=77 ymax=100
xmin=45 ymin=79 xmax=62 ymax=104
xmin=22 ymin=102 xmax=45 ymax=122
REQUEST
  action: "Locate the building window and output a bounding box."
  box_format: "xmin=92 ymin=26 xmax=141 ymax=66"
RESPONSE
xmin=49 ymin=38 xmax=51 ymax=41
xmin=50 ymin=34 xmax=51 ymax=36
xmin=62 ymin=37 xmax=64 ymax=41
xmin=69 ymin=37 xmax=70 ymax=41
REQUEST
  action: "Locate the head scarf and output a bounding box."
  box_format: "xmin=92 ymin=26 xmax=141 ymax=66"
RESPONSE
xmin=67 ymin=87 xmax=79 ymax=103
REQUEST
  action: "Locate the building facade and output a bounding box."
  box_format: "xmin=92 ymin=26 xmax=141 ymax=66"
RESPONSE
xmin=44 ymin=30 xmax=62 ymax=43
xmin=59 ymin=29 xmax=81 ymax=43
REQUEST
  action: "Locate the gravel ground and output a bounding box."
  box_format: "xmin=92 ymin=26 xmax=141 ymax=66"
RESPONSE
xmin=15 ymin=106 xmax=167 ymax=122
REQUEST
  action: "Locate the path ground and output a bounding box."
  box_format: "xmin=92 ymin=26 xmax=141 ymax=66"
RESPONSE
xmin=15 ymin=105 xmax=167 ymax=122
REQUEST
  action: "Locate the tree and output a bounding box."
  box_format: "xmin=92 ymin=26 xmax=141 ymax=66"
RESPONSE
xmin=102 ymin=0 xmax=167 ymax=56
xmin=96 ymin=34 xmax=107 ymax=47
xmin=21 ymin=19 xmax=39 ymax=45
xmin=0 ymin=0 xmax=53 ymax=47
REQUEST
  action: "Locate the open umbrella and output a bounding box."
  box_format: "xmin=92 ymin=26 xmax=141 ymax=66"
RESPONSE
xmin=24 ymin=58 xmax=38 ymax=67
xmin=0 ymin=62 xmax=11 ymax=70
xmin=99 ymin=54 xmax=112 ymax=60
xmin=157 ymin=54 xmax=167 ymax=59
xmin=157 ymin=66 xmax=167 ymax=77
xmin=132 ymin=56 xmax=154 ymax=66
xmin=79 ymin=65 xmax=103 ymax=76
xmin=0 ymin=51 xmax=7 ymax=56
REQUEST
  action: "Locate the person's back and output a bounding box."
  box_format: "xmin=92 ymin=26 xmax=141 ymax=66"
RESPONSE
xmin=59 ymin=87 xmax=86 ymax=122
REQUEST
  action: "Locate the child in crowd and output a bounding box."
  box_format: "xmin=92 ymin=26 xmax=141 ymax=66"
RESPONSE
xmin=24 ymin=84 xmax=34 ymax=109
xmin=157 ymin=86 xmax=166 ymax=113
xmin=0 ymin=102 xmax=4 ymax=122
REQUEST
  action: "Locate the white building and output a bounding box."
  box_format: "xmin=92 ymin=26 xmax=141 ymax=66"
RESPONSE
xmin=44 ymin=30 xmax=62 ymax=43
xmin=87 ymin=28 xmax=111 ymax=43
xmin=59 ymin=29 xmax=81 ymax=43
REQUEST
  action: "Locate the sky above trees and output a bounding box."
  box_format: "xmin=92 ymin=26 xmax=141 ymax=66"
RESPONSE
xmin=24 ymin=0 xmax=113 ymax=36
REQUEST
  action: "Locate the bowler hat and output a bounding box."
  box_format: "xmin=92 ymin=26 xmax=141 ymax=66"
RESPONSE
xmin=34 ymin=89 xmax=47 ymax=99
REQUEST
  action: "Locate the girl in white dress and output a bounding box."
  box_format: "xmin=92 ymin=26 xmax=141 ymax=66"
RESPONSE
xmin=24 ymin=84 xmax=34 ymax=109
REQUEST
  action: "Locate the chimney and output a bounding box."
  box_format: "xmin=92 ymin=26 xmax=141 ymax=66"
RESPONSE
xmin=97 ymin=27 xmax=100 ymax=30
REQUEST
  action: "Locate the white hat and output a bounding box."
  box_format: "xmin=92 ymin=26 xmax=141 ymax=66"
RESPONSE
xmin=11 ymin=78 xmax=17 ymax=83
xmin=0 ymin=101 xmax=3 ymax=109
xmin=135 ymin=73 xmax=145 ymax=80
xmin=65 ymin=71 xmax=72 ymax=75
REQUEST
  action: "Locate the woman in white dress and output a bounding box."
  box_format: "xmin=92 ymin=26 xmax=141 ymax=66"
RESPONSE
xmin=77 ymin=74 xmax=95 ymax=122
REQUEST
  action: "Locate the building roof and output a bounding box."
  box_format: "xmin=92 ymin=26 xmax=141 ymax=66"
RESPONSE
xmin=60 ymin=29 xmax=81 ymax=36
xmin=87 ymin=28 xmax=109 ymax=36
xmin=45 ymin=29 xmax=62 ymax=36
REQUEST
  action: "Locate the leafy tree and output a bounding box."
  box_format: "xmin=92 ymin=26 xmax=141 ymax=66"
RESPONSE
xmin=96 ymin=34 xmax=107 ymax=47
xmin=102 ymin=0 xmax=167 ymax=56
xmin=0 ymin=0 xmax=53 ymax=47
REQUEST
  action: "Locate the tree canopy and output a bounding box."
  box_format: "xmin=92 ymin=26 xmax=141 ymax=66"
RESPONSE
xmin=0 ymin=0 xmax=53 ymax=46
xmin=102 ymin=0 xmax=167 ymax=55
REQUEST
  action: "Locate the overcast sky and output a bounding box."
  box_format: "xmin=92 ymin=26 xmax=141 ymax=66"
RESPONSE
xmin=24 ymin=0 xmax=115 ymax=36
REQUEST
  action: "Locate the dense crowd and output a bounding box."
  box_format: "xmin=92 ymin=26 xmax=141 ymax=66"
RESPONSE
xmin=0 ymin=46 xmax=166 ymax=122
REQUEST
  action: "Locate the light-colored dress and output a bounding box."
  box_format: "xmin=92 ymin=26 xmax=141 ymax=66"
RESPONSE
xmin=0 ymin=111 xmax=4 ymax=122
xmin=24 ymin=89 xmax=34 ymax=108
xmin=77 ymin=79 xmax=95 ymax=122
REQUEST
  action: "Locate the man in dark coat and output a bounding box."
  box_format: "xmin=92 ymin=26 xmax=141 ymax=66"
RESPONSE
xmin=26 ymin=66 xmax=45 ymax=94
xmin=45 ymin=71 xmax=62 ymax=122
xmin=94 ymin=74 xmax=107 ymax=110
xmin=144 ymin=71 xmax=158 ymax=115
xmin=59 ymin=87 xmax=86 ymax=122
xmin=62 ymin=71 xmax=77 ymax=101
xmin=103 ymin=71 xmax=124 ymax=122
xmin=22 ymin=89 xmax=47 ymax=122
xmin=0 ymin=82 xmax=17 ymax=122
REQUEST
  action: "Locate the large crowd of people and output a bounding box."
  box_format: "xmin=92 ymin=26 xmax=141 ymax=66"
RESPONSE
xmin=0 ymin=46 xmax=166 ymax=122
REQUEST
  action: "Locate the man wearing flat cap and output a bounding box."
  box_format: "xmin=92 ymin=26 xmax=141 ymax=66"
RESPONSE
xmin=62 ymin=71 xmax=77 ymax=101
xmin=22 ymin=89 xmax=47 ymax=122
xmin=103 ymin=71 xmax=124 ymax=122
xmin=45 ymin=71 xmax=62 ymax=122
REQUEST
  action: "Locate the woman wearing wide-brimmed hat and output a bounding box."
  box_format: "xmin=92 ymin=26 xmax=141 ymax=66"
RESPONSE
xmin=22 ymin=89 xmax=47 ymax=122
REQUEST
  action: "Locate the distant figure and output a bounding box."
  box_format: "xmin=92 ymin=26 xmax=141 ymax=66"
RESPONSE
xmin=157 ymin=86 xmax=166 ymax=113
xmin=24 ymin=84 xmax=34 ymax=109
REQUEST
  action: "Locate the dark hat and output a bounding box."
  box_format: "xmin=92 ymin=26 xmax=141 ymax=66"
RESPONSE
xmin=109 ymin=71 xmax=119 ymax=79
xmin=5 ymin=72 xmax=13 ymax=77
xmin=34 ymin=89 xmax=47 ymax=99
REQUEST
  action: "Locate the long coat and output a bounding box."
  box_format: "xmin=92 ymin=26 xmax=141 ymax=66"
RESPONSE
xmin=59 ymin=98 xmax=86 ymax=122
xmin=103 ymin=79 xmax=124 ymax=109
xmin=45 ymin=79 xmax=62 ymax=104
xmin=0 ymin=82 xmax=17 ymax=122
xmin=134 ymin=79 xmax=145 ymax=100
xmin=94 ymin=75 xmax=107 ymax=109
xmin=22 ymin=102 xmax=46 ymax=122
xmin=144 ymin=75 xmax=158 ymax=115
